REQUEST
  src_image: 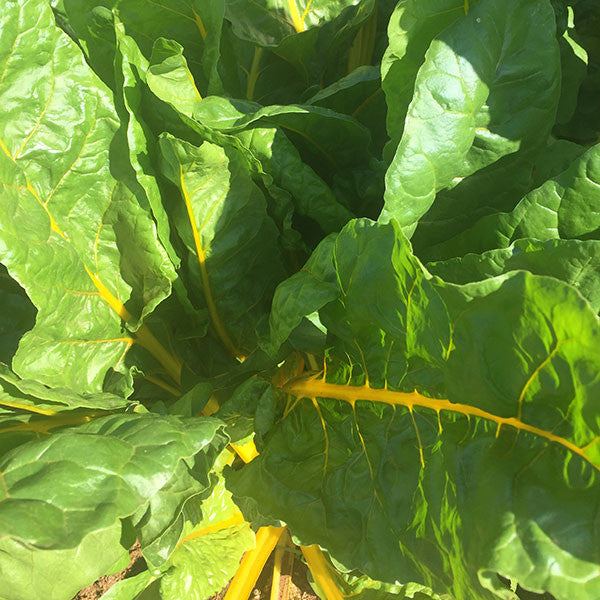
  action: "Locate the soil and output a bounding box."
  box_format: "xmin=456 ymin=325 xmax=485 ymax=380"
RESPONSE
xmin=73 ymin=540 xmax=145 ymax=600
xmin=73 ymin=540 xmax=318 ymax=600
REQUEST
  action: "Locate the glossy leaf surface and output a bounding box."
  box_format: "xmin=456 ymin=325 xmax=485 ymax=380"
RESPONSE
xmin=229 ymin=219 xmax=600 ymax=600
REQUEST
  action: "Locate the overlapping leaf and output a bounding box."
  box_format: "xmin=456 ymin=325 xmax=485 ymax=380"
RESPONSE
xmin=0 ymin=0 xmax=176 ymax=391
xmin=229 ymin=219 xmax=600 ymax=600
xmin=381 ymin=0 xmax=465 ymax=160
xmin=0 ymin=413 xmax=226 ymax=600
xmin=380 ymin=0 xmax=561 ymax=234
xmin=159 ymin=134 xmax=286 ymax=358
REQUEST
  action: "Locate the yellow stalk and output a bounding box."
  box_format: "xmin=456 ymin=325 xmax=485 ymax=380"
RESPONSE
xmin=224 ymin=526 xmax=285 ymax=600
xmin=230 ymin=438 xmax=260 ymax=463
xmin=193 ymin=10 xmax=207 ymax=39
xmin=270 ymin=542 xmax=285 ymax=600
xmin=144 ymin=375 xmax=182 ymax=397
xmin=201 ymin=395 xmax=221 ymax=416
xmin=288 ymin=0 xmax=306 ymax=32
xmin=84 ymin=266 xmax=183 ymax=383
xmin=464 ymin=0 xmax=469 ymax=14
xmin=179 ymin=166 xmax=243 ymax=360
xmin=284 ymin=377 xmax=599 ymax=472
xmin=300 ymin=545 xmax=344 ymax=600
xmin=0 ymin=400 xmax=56 ymax=416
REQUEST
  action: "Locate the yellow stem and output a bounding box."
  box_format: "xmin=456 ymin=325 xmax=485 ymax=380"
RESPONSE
xmin=134 ymin=324 xmax=182 ymax=384
xmin=284 ymin=376 xmax=599 ymax=472
xmin=224 ymin=526 xmax=285 ymax=600
xmin=300 ymin=545 xmax=344 ymax=600
xmin=270 ymin=541 xmax=285 ymax=600
xmin=85 ymin=266 xmax=182 ymax=383
xmin=288 ymin=0 xmax=305 ymax=32
xmin=176 ymin=507 xmax=245 ymax=549
xmin=0 ymin=399 xmax=56 ymax=416
xmin=201 ymin=395 xmax=221 ymax=416
xmin=179 ymin=166 xmax=243 ymax=360
xmin=230 ymin=438 xmax=260 ymax=463
xmin=193 ymin=10 xmax=207 ymax=39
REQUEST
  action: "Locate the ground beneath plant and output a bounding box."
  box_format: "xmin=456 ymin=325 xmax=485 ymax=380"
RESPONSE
xmin=73 ymin=541 xmax=318 ymax=600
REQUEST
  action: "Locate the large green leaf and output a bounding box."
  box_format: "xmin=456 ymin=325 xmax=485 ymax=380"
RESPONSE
xmin=0 ymin=413 xmax=226 ymax=600
xmin=427 ymin=238 xmax=600 ymax=312
xmin=381 ymin=0 xmax=465 ymax=160
xmin=380 ymin=0 xmax=561 ymax=234
xmin=228 ymin=219 xmax=600 ymax=600
xmin=186 ymin=96 xmax=374 ymax=173
xmin=158 ymin=134 xmax=286 ymax=358
xmin=410 ymin=139 xmax=585 ymax=258
xmin=0 ymin=524 xmax=127 ymax=600
xmin=235 ymin=126 xmax=354 ymax=233
xmin=512 ymin=142 xmax=600 ymax=241
xmin=308 ymin=65 xmax=388 ymax=156
xmin=0 ymin=0 xmax=177 ymax=391
xmin=419 ymin=140 xmax=600 ymax=261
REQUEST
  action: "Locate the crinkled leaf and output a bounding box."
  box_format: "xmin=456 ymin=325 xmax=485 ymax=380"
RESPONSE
xmin=0 ymin=523 xmax=126 ymax=600
xmin=308 ymin=65 xmax=388 ymax=156
xmin=159 ymin=478 xmax=254 ymax=599
xmin=224 ymin=0 xmax=374 ymax=88
xmin=0 ymin=413 xmax=226 ymax=599
xmin=229 ymin=219 xmax=600 ymax=600
xmin=61 ymin=0 xmax=222 ymax=93
xmin=411 ymin=139 xmax=586 ymax=259
xmin=427 ymin=238 xmax=600 ymax=312
xmin=0 ymin=0 xmax=175 ymax=391
xmin=235 ymin=126 xmax=353 ymax=233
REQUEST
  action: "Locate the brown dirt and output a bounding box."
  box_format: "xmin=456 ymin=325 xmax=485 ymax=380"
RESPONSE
xmin=73 ymin=540 xmax=145 ymax=600
xmin=74 ymin=539 xmax=318 ymax=600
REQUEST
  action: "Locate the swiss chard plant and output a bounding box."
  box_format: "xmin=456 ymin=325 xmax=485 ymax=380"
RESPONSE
xmin=1 ymin=0 xmax=599 ymax=599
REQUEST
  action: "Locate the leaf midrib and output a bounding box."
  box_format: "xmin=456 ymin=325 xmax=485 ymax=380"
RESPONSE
xmin=283 ymin=376 xmax=598 ymax=472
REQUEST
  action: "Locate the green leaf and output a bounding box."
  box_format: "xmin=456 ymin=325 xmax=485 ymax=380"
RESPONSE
xmin=190 ymin=96 xmax=373 ymax=172
xmin=234 ymin=126 xmax=354 ymax=233
xmin=0 ymin=0 xmax=176 ymax=391
xmin=265 ymin=233 xmax=339 ymax=355
xmin=0 ymin=413 xmax=225 ymax=600
xmin=147 ymin=38 xmax=204 ymax=119
xmin=228 ymin=219 xmax=600 ymax=600
xmin=381 ymin=0 xmax=465 ymax=161
xmin=158 ymin=134 xmax=286 ymax=358
xmin=380 ymin=0 xmax=561 ymax=234
xmin=99 ymin=571 xmax=157 ymax=600
xmin=0 ymin=363 xmax=128 ymax=414
xmin=556 ymin=30 xmax=588 ymax=125
xmin=224 ymin=0 xmax=375 ymax=88
xmin=308 ymin=65 xmax=388 ymax=155
xmin=410 ymin=139 xmax=585 ymax=259
xmin=427 ymin=238 xmax=600 ymax=312
xmin=512 ymin=142 xmax=600 ymax=242
xmin=0 ymin=523 xmax=127 ymax=600
xmin=159 ymin=478 xmax=254 ymax=599
xmin=61 ymin=0 xmax=216 ymax=92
